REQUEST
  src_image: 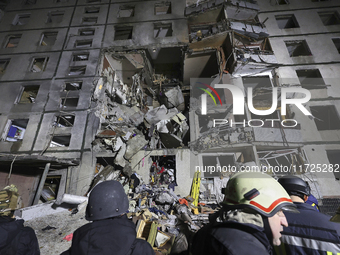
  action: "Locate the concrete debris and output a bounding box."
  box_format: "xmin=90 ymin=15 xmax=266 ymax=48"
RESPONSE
xmin=124 ymin=134 xmax=148 ymax=160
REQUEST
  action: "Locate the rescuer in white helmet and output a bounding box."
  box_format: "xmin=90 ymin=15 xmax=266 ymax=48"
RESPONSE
xmin=191 ymin=171 xmax=298 ymax=255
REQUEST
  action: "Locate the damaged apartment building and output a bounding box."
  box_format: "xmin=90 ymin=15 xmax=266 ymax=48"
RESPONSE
xmin=0 ymin=0 xmax=339 ymax=216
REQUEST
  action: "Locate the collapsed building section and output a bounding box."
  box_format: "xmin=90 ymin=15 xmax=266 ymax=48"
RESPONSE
xmin=1 ymin=1 xmax=339 ymax=253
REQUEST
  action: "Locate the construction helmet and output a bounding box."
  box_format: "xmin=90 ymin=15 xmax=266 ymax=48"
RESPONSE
xmin=330 ymin=206 xmax=340 ymax=223
xmin=222 ymin=172 xmax=298 ymax=217
xmin=86 ymin=180 xmax=129 ymax=221
xmin=0 ymin=184 xmax=22 ymax=217
xmin=278 ymin=175 xmax=311 ymax=197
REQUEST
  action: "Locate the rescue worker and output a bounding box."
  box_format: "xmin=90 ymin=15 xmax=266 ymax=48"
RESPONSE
xmin=306 ymin=193 xmax=320 ymax=211
xmin=0 ymin=184 xmax=40 ymax=255
xmin=277 ymin=175 xmax=340 ymax=254
xmin=331 ymin=206 xmax=340 ymax=223
xmin=61 ymin=180 xmax=154 ymax=255
xmin=191 ymin=172 xmax=298 ymax=255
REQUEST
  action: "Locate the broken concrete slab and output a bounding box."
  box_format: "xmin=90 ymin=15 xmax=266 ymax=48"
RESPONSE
xmin=124 ymin=134 xmax=148 ymax=160
xmin=144 ymin=105 xmax=178 ymax=128
xmin=165 ymin=86 xmax=185 ymax=111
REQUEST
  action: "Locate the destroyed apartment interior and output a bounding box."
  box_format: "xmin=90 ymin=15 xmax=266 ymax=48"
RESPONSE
xmin=0 ymin=0 xmax=340 ymax=253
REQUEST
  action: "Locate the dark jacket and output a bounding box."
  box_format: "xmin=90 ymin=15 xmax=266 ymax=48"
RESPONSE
xmin=191 ymin=216 xmax=273 ymax=255
xmin=276 ymin=202 xmax=340 ymax=255
xmin=61 ymin=215 xmax=154 ymax=255
xmin=0 ymin=217 xmax=40 ymax=255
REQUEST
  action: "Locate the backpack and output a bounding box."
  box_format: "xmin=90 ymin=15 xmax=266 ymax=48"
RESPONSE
xmin=0 ymin=190 xmax=19 ymax=216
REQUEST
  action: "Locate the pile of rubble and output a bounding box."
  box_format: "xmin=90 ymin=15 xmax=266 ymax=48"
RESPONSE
xmin=23 ymin=164 xmax=220 ymax=255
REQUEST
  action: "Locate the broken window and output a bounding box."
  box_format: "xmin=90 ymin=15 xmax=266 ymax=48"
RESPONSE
xmin=30 ymin=57 xmax=49 ymax=72
xmin=53 ymin=115 xmax=75 ymax=127
xmin=118 ymin=5 xmax=134 ymax=18
xmin=68 ymin=66 xmax=86 ymax=75
xmin=73 ymin=53 xmax=89 ymax=61
xmin=18 ymin=85 xmax=39 ymax=103
xmin=4 ymin=119 xmax=29 ymax=142
xmin=258 ymin=149 xmax=306 ymax=176
xmin=310 ymin=105 xmax=340 ymax=131
xmin=50 ymin=135 xmax=71 ymax=147
xmin=47 ymin=11 xmax=64 ymax=23
xmin=114 ymin=26 xmax=133 ymax=40
xmin=275 ymin=14 xmax=299 ymax=29
xmin=5 ymin=35 xmax=21 ymax=48
xmin=79 ymin=29 xmax=95 ymax=36
xmin=24 ymin=0 xmax=36 ymax=4
xmin=85 ymin=7 xmax=99 ymax=13
xmin=332 ymin=38 xmax=340 ymax=53
xmin=326 ymin=151 xmax=340 ymax=180
xmin=60 ymin=97 xmax=79 ymax=108
xmin=154 ymin=23 xmax=172 ymax=38
xmin=13 ymin=14 xmax=30 ymax=25
xmin=75 ymin=39 xmax=92 ymax=48
xmin=0 ymin=59 xmax=10 ymax=74
xmin=64 ymin=81 xmax=82 ymax=90
xmin=318 ymin=11 xmax=340 ymax=26
xmin=41 ymin=175 xmax=61 ymax=202
xmin=82 ymin=17 xmax=98 ymax=24
xmin=285 ymin=40 xmax=312 ymax=57
xmin=155 ymin=2 xmax=171 ymax=15
xmin=296 ymin=69 xmax=325 ymax=88
xmin=40 ymin=32 xmax=58 ymax=46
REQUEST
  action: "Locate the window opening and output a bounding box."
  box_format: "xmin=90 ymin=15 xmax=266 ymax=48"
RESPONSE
xmin=18 ymin=85 xmax=39 ymax=103
xmin=0 ymin=59 xmax=10 ymax=74
xmin=60 ymin=97 xmax=79 ymax=108
xmin=114 ymin=26 xmax=133 ymax=40
xmin=30 ymin=57 xmax=49 ymax=72
xmin=318 ymin=11 xmax=340 ymax=26
xmin=64 ymin=81 xmax=82 ymax=90
xmin=118 ymin=5 xmax=134 ymax=18
xmin=85 ymin=7 xmax=100 ymax=13
xmin=75 ymin=40 xmax=92 ymax=48
xmin=50 ymin=135 xmax=71 ymax=147
xmin=154 ymin=23 xmax=172 ymax=38
xmin=47 ymin=11 xmax=64 ymax=23
xmin=13 ymin=14 xmax=30 ymax=25
xmin=5 ymin=35 xmax=21 ymax=48
xmin=310 ymin=105 xmax=340 ymax=130
xmin=155 ymin=2 xmax=171 ymax=15
xmin=82 ymin=17 xmax=97 ymax=24
xmin=79 ymin=29 xmax=95 ymax=36
xmin=73 ymin=53 xmax=89 ymax=61
xmin=150 ymin=156 xmax=176 ymax=187
xmin=41 ymin=176 xmax=61 ymax=202
xmin=40 ymin=32 xmax=58 ymax=46
xmin=332 ymin=38 xmax=340 ymax=53
xmin=326 ymin=151 xmax=340 ymax=180
xmin=68 ymin=66 xmax=86 ymax=75
xmin=296 ymin=69 xmax=325 ymax=88
xmin=275 ymin=14 xmax=299 ymax=29
xmin=53 ymin=115 xmax=75 ymax=127
xmin=5 ymin=119 xmax=29 ymax=142
xmin=285 ymin=40 xmax=312 ymax=57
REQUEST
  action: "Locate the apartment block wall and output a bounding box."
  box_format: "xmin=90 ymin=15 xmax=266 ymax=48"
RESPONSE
xmin=257 ymin=0 xmax=340 ymax=196
xmin=0 ymin=0 xmax=189 ymax=198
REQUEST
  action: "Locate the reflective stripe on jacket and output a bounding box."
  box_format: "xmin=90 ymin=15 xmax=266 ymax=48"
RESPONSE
xmin=275 ymin=202 xmax=340 ymax=255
